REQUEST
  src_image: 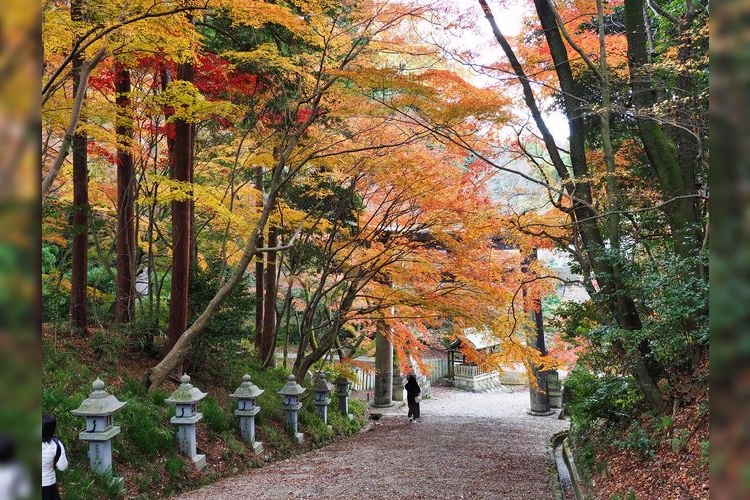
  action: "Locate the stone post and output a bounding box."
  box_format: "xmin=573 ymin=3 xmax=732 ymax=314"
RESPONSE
xmin=373 ymin=322 xmax=394 ymax=407
xmin=392 ymin=360 xmax=404 ymax=402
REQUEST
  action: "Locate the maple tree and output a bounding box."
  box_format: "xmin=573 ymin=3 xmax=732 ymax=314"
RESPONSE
xmin=41 ymin=0 xmax=706 ymax=423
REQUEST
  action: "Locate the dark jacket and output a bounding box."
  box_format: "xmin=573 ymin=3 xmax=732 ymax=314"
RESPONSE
xmin=404 ymin=375 xmax=421 ymax=399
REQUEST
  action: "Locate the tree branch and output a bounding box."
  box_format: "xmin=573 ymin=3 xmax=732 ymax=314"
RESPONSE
xmin=41 ymin=46 xmax=108 ymax=202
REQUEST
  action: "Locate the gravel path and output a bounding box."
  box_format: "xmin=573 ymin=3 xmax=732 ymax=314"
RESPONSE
xmin=177 ymin=387 xmax=569 ymax=499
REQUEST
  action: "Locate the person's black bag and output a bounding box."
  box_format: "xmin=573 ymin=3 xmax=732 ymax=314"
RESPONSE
xmin=52 ymin=437 xmax=62 ymax=466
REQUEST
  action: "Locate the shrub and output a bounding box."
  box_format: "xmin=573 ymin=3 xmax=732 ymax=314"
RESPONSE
xmin=564 ymin=367 xmax=642 ymax=433
xmin=616 ymin=422 xmax=655 ymax=459
xmin=201 ymin=396 xmax=229 ymax=434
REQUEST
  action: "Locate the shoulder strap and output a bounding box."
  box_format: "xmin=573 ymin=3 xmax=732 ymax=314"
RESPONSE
xmin=52 ymin=437 xmax=61 ymax=466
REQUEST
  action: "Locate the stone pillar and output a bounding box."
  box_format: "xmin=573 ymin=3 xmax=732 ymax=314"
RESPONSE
xmin=525 ymin=256 xmax=552 ymax=416
xmin=392 ymin=360 xmax=404 ymax=402
xmin=547 ymin=370 xmax=562 ymax=408
xmin=373 ymin=323 xmax=393 ymax=407
xmin=528 ymin=368 xmax=553 ymax=415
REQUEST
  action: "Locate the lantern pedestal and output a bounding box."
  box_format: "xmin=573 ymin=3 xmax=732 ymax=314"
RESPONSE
xmin=284 ymin=403 xmax=304 ymax=443
xmin=80 ymin=427 xmax=119 ymax=475
xmin=171 ymin=414 xmax=206 ymax=470
xmin=236 ymin=407 xmax=263 ymax=454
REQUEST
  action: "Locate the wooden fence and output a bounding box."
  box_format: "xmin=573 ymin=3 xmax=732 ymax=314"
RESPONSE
xmin=351 ymin=356 xmax=450 ymax=391
xmin=453 ymin=363 xmax=488 ymax=378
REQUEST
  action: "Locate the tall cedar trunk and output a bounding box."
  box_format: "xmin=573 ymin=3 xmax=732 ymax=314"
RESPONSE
xmin=624 ymin=0 xmax=698 ymax=258
xmin=260 ymin=226 xmax=278 ymax=367
xmin=115 ymin=62 xmax=136 ymax=323
xmin=479 ymin=0 xmax=664 ymax=412
xmin=166 ymin=60 xmax=194 ymax=354
xmin=254 ymin=167 xmax=264 ymax=347
xmin=189 ymin=122 xmax=197 ymax=267
xmin=70 ymin=0 xmax=88 ymax=332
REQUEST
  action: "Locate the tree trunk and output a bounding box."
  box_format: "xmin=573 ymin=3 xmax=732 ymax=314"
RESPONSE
xmin=69 ymin=0 xmax=88 ymax=333
xmin=115 ymin=61 xmax=136 ymax=324
xmin=145 ymin=159 xmax=289 ymax=389
xmin=166 ymin=60 xmax=194 ymax=354
xmin=596 ymin=0 xmax=620 ymax=250
xmin=254 ymin=167 xmax=264 ymax=347
xmin=480 ymin=0 xmax=664 ymax=413
xmin=624 ymin=0 xmax=699 ymax=258
xmin=259 ymin=225 xmax=278 ymax=366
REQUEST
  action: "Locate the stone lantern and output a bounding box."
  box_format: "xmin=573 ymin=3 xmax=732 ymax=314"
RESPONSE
xmin=230 ymin=374 xmax=264 ymax=454
xmin=71 ymin=378 xmax=126 ymax=481
xmin=547 ymin=370 xmax=562 ymax=409
xmin=311 ymin=372 xmax=333 ymax=426
xmin=164 ymin=374 xmax=207 ymax=470
xmin=277 ymin=374 xmax=306 ymax=443
xmin=334 ymin=374 xmax=353 ymax=419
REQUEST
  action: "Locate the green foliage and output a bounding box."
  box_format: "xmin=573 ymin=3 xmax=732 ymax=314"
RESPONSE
xmin=564 ymin=367 xmax=642 ymax=433
xmin=700 ymin=440 xmax=709 ymax=466
xmin=42 ymin=272 xmax=69 ymax=322
xmin=299 ymin=405 xmax=333 ymax=445
xmin=656 ymin=415 xmax=673 ymax=433
xmin=610 ymin=490 xmax=637 ymax=500
xmin=616 ymin=422 xmax=655 ymax=459
xmin=187 ymin=262 xmax=257 ymax=381
xmin=670 ymin=428 xmax=689 ymax=454
xmin=164 ymin=454 xmax=186 ymax=489
xmin=260 ymin=425 xmax=294 ymax=456
xmin=627 ymin=253 xmax=709 ymax=369
xmin=201 ymin=396 xmax=230 ymax=434
xmin=116 ymin=398 xmax=173 ymax=459
xmin=59 ymin=464 xmax=125 ymax=500
xmin=127 ymin=297 xmax=170 ymax=354
xmin=89 ymin=330 xmax=126 ymax=365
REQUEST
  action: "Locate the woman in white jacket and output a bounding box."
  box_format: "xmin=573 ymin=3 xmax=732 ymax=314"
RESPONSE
xmin=42 ymin=413 xmax=68 ymax=500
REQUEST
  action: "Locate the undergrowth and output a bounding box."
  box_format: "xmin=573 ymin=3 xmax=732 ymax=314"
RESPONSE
xmin=42 ymin=328 xmax=368 ymax=499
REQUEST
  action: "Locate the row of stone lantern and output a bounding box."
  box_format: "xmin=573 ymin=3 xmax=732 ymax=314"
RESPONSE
xmin=68 ymin=371 xmax=353 ymax=481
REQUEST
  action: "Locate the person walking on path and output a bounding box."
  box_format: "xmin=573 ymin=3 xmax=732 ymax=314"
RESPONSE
xmin=405 ymin=374 xmax=421 ymax=422
xmin=42 ymin=412 xmax=68 ymax=500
